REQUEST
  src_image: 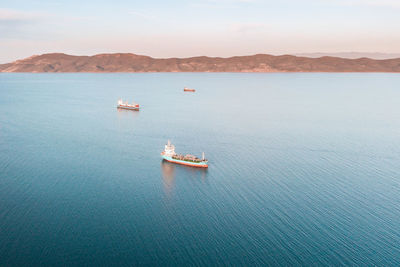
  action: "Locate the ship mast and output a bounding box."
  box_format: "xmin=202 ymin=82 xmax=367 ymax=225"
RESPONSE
xmin=202 ymin=152 xmax=205 ymax=160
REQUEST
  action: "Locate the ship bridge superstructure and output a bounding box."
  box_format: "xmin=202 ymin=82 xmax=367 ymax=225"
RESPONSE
xmin=163 ymin=140 xmax=176 ymax=157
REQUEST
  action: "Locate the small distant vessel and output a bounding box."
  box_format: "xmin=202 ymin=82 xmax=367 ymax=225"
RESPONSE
xmin=161 ymin=140 xmax=208 ymax=168
xmin=184 ymin=87 xmax=196 ymax=92
xmin=117 ymin=98 xmax=139 ymax=110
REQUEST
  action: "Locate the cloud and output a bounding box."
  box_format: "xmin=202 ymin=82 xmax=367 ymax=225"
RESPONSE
xmin=207 ymin=0 xmax=257 ymax=2
xmin=0 ymin=9 xmax=49 ymax=40
xmin=0 ymin=8 xmax=43 ymax=23
xmin=190 ymin=0 xmax=257 ymax=9
xmin=325 ymin=0 xmax=400 ymax=8
xmin=229 ymin=23 xmax=267 ymax=33
xmin=128 ymin=11 xmax=156 ymax=20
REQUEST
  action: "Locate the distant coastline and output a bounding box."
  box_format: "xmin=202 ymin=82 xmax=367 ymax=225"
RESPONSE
xmin=294 ymin=52 xmax=400 ymax=60
xmin=1 ymin=53 xmax=400 ymax=73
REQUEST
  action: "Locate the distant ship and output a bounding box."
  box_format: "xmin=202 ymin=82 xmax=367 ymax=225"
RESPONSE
xmin=184 ymin=87 xmax=196 ymax=92
xmin=117 ymin=99 xmax=139 ymax=110
xmin=161 ymin=140 xmax=208 ymax=168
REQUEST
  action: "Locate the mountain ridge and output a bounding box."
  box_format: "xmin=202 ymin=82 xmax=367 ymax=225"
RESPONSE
xmin=1 ymin=53 xmax=400 ymax=72
xmin=295 ymin=52 xmax=400 ymax=60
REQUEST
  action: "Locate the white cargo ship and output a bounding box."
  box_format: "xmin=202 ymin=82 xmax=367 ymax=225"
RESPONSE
xmin=117 ymin=99 xmax=139 ymax=110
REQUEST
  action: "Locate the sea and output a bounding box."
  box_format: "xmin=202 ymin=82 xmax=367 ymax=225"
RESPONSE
xmin=0 ymin=73 xmax=399 ymax=266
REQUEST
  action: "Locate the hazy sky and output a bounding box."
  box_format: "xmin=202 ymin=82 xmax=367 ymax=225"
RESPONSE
xmin=1 ymin=0 xmax=400 ymax=63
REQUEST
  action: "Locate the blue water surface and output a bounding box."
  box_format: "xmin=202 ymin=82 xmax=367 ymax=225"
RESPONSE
xmin=0 ymin=73 xmax=399 ymax=266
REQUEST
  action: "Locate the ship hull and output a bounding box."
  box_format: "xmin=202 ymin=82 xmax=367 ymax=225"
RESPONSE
xmin=162 ymin=155 xmax=208 ymax=168
xmin=117 ymin=105 xmax=139 ymax=110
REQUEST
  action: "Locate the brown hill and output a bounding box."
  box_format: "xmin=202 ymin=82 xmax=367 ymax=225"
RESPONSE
xmin=1 ymin=53 xmax=400 ymax=72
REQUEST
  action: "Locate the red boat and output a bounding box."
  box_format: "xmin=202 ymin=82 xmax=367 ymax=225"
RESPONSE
xmin=184 ymin=87 xmax=196 ymax=92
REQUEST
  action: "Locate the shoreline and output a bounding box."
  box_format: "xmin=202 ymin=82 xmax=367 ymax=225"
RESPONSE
xmin=2 ymin=53 xmax=400 ymax=73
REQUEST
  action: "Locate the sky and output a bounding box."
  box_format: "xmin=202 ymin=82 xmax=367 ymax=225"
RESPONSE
xmin=1 ymin=0 xmax=400 ymax=63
